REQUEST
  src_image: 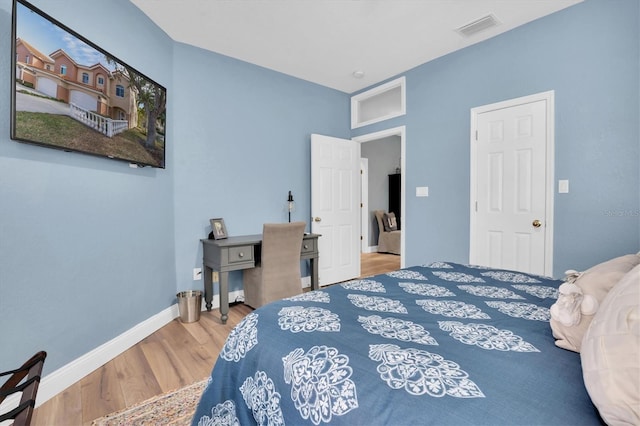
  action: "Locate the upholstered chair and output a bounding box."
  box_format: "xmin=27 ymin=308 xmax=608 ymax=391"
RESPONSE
xmin=374 ymin=210 xmax=401 ymax=255
xmin=242 ymin=221 xmax=306 ymax=308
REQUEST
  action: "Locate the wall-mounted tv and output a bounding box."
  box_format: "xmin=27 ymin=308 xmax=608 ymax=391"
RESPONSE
xmin=10 ymin=0 xmax=166 ymax=168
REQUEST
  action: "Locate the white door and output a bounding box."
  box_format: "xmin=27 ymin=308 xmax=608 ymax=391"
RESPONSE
xmin=360 ymin=158 xmax=369 ymax=253
xmin=470 ymin=92 xmax=554 ymax=276
xmin=311 ymin=134 xmax=361 ymax=286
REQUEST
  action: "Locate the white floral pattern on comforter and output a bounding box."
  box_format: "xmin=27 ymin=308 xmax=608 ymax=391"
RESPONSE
xmin=192 ymin=263 xmax=601 ymax=425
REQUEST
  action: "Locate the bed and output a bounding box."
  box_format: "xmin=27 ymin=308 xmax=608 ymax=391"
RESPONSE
xmin=192 ymin=261 xmax=632 ymax=425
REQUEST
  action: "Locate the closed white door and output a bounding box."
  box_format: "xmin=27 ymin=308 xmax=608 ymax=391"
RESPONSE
xmin=311 ymin=134 xmax=361 ymax=285
xmin=470 ymin=92 xmax=554 ymax=276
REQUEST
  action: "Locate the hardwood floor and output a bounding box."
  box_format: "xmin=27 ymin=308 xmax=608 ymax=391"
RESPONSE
xmin=32 ymin=252 xmax=400 ymax=425
xmin=360 ymin=252 xmax=400 ymax=277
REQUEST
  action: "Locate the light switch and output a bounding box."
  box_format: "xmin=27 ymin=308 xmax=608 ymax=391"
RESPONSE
xmin=558 ymin=180 xmax=569 ymax=194
xmin=416 ymin=186 xmax=429 ymax=197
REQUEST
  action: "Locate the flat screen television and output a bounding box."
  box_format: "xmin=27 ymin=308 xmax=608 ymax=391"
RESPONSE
xmin=10 ymin=0 xmax=167 ymax=168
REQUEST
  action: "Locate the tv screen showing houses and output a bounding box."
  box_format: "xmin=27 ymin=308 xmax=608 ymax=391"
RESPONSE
xmin=11 ymin=0 xmax=166 ymax=168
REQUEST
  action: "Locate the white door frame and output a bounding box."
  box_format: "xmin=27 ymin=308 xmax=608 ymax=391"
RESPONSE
xmin=353 ymin=126 xmax=406 ymax=268
xmin=360 ymin=158 xmax=370 ymax=253
xmin=470 ymin=91 xmax=555 ymax=276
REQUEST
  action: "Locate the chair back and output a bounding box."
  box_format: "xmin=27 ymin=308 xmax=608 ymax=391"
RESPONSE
xmin=261 ymin=221 xmax=306 ymax=270
xmin=242 ymin=222 xmax=306 ymax=308
xmin=0 ymin=351 xmax=47 ymax=426
xmin=374 ymin=210 xmax=386 ymax=232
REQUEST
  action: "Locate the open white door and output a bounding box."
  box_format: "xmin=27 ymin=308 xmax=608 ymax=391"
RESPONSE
xmin=311 ymin=134 xmax=361 ymax=286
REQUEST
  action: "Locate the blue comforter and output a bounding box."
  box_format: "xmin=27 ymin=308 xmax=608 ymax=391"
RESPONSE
xmin=192 ymin=262 xmax=603 ymax=425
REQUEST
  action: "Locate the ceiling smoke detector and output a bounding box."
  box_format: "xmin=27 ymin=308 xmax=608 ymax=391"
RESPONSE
xmin=455 ymin=14 xmax=500 ymax=37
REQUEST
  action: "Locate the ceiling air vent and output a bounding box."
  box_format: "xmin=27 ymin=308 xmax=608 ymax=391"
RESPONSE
xmin=456 ymin=14 xmax=500 ymax=37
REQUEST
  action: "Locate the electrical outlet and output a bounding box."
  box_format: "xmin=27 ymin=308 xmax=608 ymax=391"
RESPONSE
xmin=193 ymin=268 xmax=202 ymax=280
xmin=212 ymin=271 xmax=219 ymax=282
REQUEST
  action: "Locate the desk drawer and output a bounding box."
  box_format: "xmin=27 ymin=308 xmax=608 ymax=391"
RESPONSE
xmin=301 ymin=239 xmax=316 ymax=254
xmin=228 ymin=245 xmax=254 ymax=263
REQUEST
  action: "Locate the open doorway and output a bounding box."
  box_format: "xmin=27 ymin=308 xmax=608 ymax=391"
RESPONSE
xmin=354 ymin=126 xmax=406 ymax=269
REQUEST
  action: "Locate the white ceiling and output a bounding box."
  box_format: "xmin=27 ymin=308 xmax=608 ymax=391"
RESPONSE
xmin=130 ymin=0 xmax=582 ymax=93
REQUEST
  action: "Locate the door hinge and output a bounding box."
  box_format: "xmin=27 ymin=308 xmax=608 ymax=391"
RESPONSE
xmin=475 ymin=201 xmax=478 ymax=212
xmin=475 ymin=130 xmax=478 ymax=141
xmin=360 ymin=202 xmax=363 ymax=208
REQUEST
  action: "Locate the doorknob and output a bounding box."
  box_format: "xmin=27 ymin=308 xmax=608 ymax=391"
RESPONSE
xmin=313 ymin=217 xmax=322 ymax=222
xmin=532 ymin=219 xmax=542 ymax=228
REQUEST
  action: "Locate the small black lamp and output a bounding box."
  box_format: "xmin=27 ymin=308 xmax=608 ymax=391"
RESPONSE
xmin=287 ymin=191 xmax=295 ymax=222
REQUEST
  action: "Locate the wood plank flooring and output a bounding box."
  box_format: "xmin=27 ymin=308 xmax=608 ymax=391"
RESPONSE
xmin=32 ymin=252 xmax=400 ymax=425
xmin=360 ymin=251 xmax=401 ymax=277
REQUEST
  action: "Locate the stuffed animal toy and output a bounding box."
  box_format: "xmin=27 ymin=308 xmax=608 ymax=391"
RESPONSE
xmin=550 ymin=270 xmax=598 ymax=326
xmin=549 ymin=254 xmax=640 ymax=352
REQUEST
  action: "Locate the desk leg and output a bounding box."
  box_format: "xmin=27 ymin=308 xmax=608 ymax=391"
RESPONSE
xmin=204 ymin=266 xmax=213 ymax=311
xmin=310 ymin=256 xmax=319 ymax=291
xmin=219 ymin=271 xmax=229 ymax=324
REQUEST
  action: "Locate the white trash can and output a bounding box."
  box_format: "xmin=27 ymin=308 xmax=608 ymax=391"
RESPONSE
xmin=177 ymin=290 xmax=202 ymax=323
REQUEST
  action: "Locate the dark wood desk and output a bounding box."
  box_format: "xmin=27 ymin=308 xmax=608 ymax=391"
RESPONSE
xmin=201 ymin=233 xmax=320 ymax=323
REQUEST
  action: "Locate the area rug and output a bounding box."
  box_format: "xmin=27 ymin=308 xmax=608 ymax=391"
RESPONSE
xmin=92 ymin=379 xmax=208 ymax=426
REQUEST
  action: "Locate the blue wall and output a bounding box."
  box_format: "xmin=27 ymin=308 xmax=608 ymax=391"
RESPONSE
xmin=0 ymin=0 xmax=175 ymax=375
xmin=0 ymin=0 xmax=638 ymax=381
xmin=0 ymin=0 xmax=349 ymax=375
xmin=171 ymin=43 xmax=350 ymax=295
xmin=354 ymin=0 xmax=639 ymax=276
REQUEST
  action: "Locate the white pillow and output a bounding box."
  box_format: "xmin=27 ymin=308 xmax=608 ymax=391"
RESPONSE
xmin=581 ymin=264 xmax=640 ymax=425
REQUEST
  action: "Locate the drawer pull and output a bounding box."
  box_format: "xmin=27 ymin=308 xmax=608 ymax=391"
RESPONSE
xmin=228 ymin=245 xmax=252 ymax=263
xmin=303 ymin=244 xmax=309 ymax=249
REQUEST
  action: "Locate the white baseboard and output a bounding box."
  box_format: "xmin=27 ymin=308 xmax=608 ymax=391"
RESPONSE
xmin=33 ymin=304 xmax=179 ymax=407
xmin=2 ymin=288 xmax=247 ymax=411
xmin=3 ymin=277 xmax=311 ymax=410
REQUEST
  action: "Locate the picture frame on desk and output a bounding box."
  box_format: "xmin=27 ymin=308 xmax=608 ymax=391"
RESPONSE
xmin=209 ymin=218 xmax=228 ymax=240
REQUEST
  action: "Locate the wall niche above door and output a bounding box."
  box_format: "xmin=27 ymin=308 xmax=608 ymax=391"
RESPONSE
xmin=351 ymin=77 xmax=405 ymax=129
